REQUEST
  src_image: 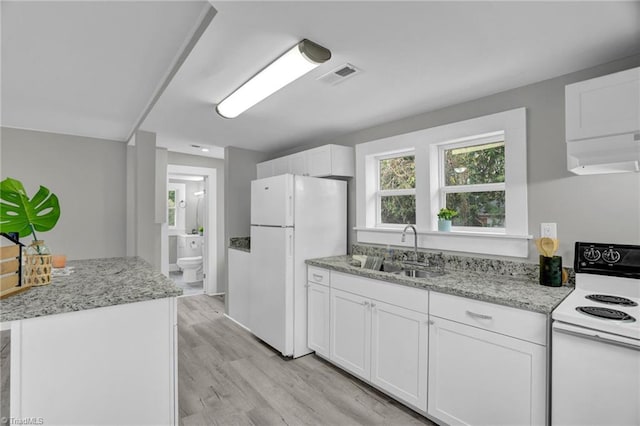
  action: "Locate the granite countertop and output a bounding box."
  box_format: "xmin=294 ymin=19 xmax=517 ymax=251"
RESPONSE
xmin=229 ymin=237 xmax=250 ymax=253
xmin=0 ymin=257 xmax=182 ymax=322
xmin=306 ymin=255 xmax=573 ymax=314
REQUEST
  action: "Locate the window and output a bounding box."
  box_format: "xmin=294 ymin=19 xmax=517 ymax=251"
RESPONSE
xmin=377 ymin=153 xmax=416 ymax=225
xmin=356 ymin=108 xmax=528 ymax=257
xmin=168 ymin=189 xmax=176 ymax=228
xmin=440 ymin=137 xmax=505 ymax=230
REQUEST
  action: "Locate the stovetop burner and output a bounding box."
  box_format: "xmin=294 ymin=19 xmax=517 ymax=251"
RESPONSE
xmin=576 ymin=306 xmax=636 ymax=322
xmin=585 ymin=294 xmax=638 ymax=306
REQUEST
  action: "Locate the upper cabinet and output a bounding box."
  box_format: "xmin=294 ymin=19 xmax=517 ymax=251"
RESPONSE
xmin=257 ymin=144 xmax=354 ymax=179
xmin=565 ymin=67 xmax=640 ymax=175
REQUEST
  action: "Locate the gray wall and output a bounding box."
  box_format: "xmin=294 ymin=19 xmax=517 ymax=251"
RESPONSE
xmin=167 ymin=152 xmax=226 ymax=293
xmin=270 ymin=54 xmax=640 ymax=265
xmin=133 ymin=131 xmax=162 ymax=269
xmin=0 ymin=127 xmax=127 ymax=260
xmin=224 ymin=146 xmax=270 ymax=243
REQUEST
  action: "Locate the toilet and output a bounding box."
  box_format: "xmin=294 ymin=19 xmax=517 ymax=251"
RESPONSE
xmin=176 ymin=235 xmax=203 ymax=282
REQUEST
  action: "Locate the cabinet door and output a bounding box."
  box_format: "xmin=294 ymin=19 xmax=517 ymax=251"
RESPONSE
xmin=330 ymin=288 xmax=371 ymax=380
xmin=289 ymin=152 xmax=308 ymax=176
xmin=428 ymin=317 xmax=546 ymax=426
xmin=272 ymin=157 xmax=289 ymax=176
xmin=256 ymin=160 xmax=273 ymax=179
xmin=307 ymin=282 xmax=330 ymax=358
xmin=307 ymin=145 xmax=332 ymax=177
xmin=566 ymin=67 xmax=640 ymax=141
xmin=371 ymin=301 xmax=428 ymax=411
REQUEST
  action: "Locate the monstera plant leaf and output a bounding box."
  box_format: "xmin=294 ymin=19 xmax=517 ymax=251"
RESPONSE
xmin=0 ymin=177 xmax=60 ymax=238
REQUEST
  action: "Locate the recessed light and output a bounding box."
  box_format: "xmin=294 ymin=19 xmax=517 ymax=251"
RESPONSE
xmin=201 ymin=148 xmax=209 ymax=152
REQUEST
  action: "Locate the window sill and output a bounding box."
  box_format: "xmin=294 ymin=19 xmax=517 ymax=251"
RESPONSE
xmin=354 ymin=227 xmax=532 ymax=258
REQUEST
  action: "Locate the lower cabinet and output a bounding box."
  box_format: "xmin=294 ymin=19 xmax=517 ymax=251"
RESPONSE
xmin=329 ymin=286 xmax=428 ymax=411
xmin=330 ymin=288 xmax=371 ymax=380
xmin=428 ymin=293 xmax=547 ymax=426
xmin=307 ymin=267 xmax=548 ymax=425
xmin=307 ymin=282 xmax=331 ymax=358
xmin=371 ymin=300 xmax=428 ymax=411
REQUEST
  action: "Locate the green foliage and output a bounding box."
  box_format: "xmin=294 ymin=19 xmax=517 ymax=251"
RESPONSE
xmin=444 ymin=142 xmax=505 ymax=227
xmin=380 ymin=156 xmax=415 ymax=190
xmin=379 ymin=156 xmax=416 ymax=224
xmin=437 ymin=208 xmax=458 ymax=220
xmin=381 ymin=195 xmax=416 ymax=224
xmin=0 ymin=177 xmax=61 ymax=238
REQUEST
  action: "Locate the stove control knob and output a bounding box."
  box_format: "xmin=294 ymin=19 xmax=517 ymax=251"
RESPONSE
xmin=583 ymin=247 xmax=601 ymax=262
xmin=602 ymin=248 xmax=621 ymax=264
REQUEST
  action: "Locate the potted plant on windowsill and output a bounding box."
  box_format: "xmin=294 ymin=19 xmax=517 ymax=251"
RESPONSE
xmin=0 ymin=177 xmax=61 ymax=286
xmin=437 ymin=208 xmax=458 ymax=232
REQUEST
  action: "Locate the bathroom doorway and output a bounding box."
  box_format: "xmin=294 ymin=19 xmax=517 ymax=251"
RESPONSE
xmin=164 ymin=164 xmax=218 ymax=296
xmin=167 ymin=173 xmax=206 ymax=296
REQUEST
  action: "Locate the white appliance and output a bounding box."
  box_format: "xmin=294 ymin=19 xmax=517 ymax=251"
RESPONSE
xmin=552 ymin=242 xmax=640 ymax=426
xmin=249 ymin=174 xmax=346 ymax=358
xmin=176 ymin=234 xmax=203 ymax=282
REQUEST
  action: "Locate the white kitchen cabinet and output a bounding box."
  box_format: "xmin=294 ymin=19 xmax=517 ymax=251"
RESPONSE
xmin=330 ymin=287 xmax=371 ymax=380
xmin=327 ymin=272 xmax=429 ymax=411
xmin=256 ymin=161 xmax=273 ymax=179
xmin=371 ymin=300 xmax=428 ymax=411
xmin=227 ymin=248 xmax=251 ymax=329
xmin=306 ymin=144 xmax=354 ymax=177
xmin=10 ymin=298 xmax=178 ymax=425
xmin=256 ymin=144 xmax=354 ymax=178
xmin=307 ymin=282 xmax=330 ymax=358
xmin=566 ymin=66 xmax=639 ymax=142
xmin=428 ymin=293 xmax=546 ymax=426
xmin=565 ymin=67 xmax=640 ymax=174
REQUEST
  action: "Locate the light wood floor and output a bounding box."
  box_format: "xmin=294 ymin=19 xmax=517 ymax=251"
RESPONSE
xmin=178 ymin=294 xmax=435 ymax=426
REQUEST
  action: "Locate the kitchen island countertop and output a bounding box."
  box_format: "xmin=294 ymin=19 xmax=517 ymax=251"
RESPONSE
xmin=0 ymin=257 xmax=182 ymax=322
xmin=306 ymin=255 xmax=573 ymax=314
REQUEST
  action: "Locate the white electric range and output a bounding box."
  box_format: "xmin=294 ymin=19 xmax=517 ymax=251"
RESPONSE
xmin=552 ymin=242 xmax=639 ymax=426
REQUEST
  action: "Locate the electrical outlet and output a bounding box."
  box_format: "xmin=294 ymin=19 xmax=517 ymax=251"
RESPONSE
xmin=541 ymin=223 xmax=557 ymax=238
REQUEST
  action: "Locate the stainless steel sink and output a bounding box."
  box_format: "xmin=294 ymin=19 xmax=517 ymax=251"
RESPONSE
xmin=393 ymin=269 xmax=444 ymax=278
xmin=380 ymin=262 xmax=445 ymax=278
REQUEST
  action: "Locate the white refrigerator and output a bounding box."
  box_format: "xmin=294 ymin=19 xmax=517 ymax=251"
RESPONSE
xmin=249 ymin=174 xmax=346 ymax=358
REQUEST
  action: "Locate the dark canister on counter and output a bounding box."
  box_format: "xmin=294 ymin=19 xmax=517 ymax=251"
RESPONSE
xmin=540 ymin=255 xmax=562 ymax=287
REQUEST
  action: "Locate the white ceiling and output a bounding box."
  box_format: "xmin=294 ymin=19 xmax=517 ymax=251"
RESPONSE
xmin=142 ymin=0 xmax=640 ymax=156
xmin=2 ymin=1 xmax=639 ymax=158
xmin=1 ymin=0 xmax=210 ymax=141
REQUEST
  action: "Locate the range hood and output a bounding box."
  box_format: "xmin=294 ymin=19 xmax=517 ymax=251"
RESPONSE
xmin=567 ymin=133 xmax=640 ymax=175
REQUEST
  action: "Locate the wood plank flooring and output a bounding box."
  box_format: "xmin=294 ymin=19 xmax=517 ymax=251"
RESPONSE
xmin=178 ymin=295 xmax=435 ymax=426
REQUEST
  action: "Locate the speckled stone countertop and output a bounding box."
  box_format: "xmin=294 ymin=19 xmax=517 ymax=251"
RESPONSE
xmin=229 ymin=237 xmax=250 ymax=253
xmin=0 ymin=257 xmax=182 ymax=322
xmin=306 ymin=255 xmax=573 ymax=314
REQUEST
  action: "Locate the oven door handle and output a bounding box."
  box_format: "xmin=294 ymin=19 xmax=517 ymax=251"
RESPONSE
xmin=553 ymin=322 xmax=640 ymax=351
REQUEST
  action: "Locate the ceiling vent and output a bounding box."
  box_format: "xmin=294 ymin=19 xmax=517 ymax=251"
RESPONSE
xmin=318 ymin=63 xmax=361 ymax=85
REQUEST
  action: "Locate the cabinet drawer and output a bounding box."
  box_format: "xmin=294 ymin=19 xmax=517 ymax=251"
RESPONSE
xmin=332 ymin=271 xmax=428 ymax=314
xmin=308 ymin=266 xmax=330 ymax=286
xmin=430 ymin=292 xmax=547 ymax=345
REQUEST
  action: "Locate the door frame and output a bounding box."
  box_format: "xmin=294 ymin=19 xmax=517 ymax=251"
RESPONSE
xmin=165 ymin=165 xmax=218 ymax=295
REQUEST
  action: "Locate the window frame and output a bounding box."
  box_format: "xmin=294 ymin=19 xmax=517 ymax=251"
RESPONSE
xmin=168 ymin=188 xmax=177 ymax=229
xmin=438 ymin=134 xmax=506 ymax=233
xmin=376 ymin=151 xmax=416 ymax=227
xmin=355 ymin=108 xmax=530 ymax=257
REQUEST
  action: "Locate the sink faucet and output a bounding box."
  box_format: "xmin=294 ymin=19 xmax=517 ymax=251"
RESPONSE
xmin=401 ymin=225 xmax=419 ymax=263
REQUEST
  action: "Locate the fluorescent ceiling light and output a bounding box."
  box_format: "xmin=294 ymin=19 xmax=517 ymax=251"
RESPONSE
xmin=216 ymin=39 xmax=331 ymax=119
